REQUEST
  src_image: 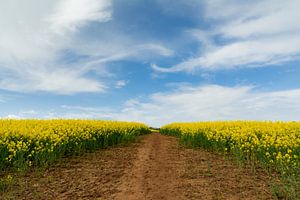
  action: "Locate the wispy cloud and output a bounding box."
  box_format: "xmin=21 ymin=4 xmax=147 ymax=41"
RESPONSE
xmin=7 ymin=84 xmax=300 ymax=127
xmin=47 ymin=0 xmax=112 ymax=35
xmin=0 ymin=0 xmax=173 ymax=94
xmin=115 ymin=80 xmax=128 ymax=89
xmin=153 ymin=0 xmax=300 ymax=72
xmin=0 ymin=0 xmax=113 ymax=94
xmin=0 ymin=65 xmax=107 ymax=94
xmin=113 ymin=84 xmax=300 ymax=126
xmin=2 ymin=110 xmax=38 ymax=119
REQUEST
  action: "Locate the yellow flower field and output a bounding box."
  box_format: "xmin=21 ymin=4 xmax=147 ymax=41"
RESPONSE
xmin=160 ymin=121 xmax=300 ymax=175
xmin=0 ymin=119 xmax=150 ymax=170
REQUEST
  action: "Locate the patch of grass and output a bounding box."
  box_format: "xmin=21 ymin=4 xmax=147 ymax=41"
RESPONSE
xmin=0 ymin=175 xmax=14 ymax=192
xmin=149 ymin=127 xmax=160 ymax=133
xmin=271 ymin=175 xmax=300 ymax=200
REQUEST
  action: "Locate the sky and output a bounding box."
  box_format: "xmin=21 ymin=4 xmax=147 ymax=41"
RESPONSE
xmin=0 ymin=0 xmax=300 ymax=127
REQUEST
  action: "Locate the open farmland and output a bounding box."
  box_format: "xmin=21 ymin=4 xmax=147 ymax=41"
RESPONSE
xmin=1 ymin=120 xmax=299 ymax=199
xmin=2 ymin=0 xmax=300 ymax=199
xmin=160 ymin=121 xmax=300 ymax=199
xmin=160 ymin=121 xmax=300 ymax=175
xmin=0 ymin=120 xmax=150 ymax=171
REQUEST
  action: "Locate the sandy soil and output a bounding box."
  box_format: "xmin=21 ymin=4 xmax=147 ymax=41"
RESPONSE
xmin=1 ymin=133 xmax=274 ymax=200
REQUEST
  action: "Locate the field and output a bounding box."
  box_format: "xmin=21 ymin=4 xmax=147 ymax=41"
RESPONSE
xmin=0 ymin=120 xmax=299 ymax=199
xmin=160 ymin=121 xmax=300 ymax=199
xmin=160 ymin=121 xmax=300 ymax=174
xmin=0 ymin=119 xmax=150 ymax=171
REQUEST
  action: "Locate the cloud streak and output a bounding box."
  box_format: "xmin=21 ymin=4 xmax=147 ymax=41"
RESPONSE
xmin=0 ymin=0 xmax=173 ymax=94
xmin=48 ymin=0 xmax=112 ymax=35
xmin=5 ymin=84 xmax=300 ymax=127
xmin=153 ymin=0 xmax=300 ymax=72
xmin=0 ymin=0 xmax=113 ymax=94
xmin=115 ymin=85 xmax=300 ymax=126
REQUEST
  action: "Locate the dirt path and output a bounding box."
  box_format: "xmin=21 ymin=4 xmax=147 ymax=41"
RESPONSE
xmin=1 ymin=133 xmax=274 ymax=200
xmin=114 ymin=133 xmax=273 ymax=200
xmin=114 ymin=133 xmax=185 ymax=200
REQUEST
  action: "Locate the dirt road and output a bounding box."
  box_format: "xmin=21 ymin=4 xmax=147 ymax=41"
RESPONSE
xmin=115 ymin=133 xmax=185 ymax=200
xmin=1 ymin=133 xmax=273 ymax=200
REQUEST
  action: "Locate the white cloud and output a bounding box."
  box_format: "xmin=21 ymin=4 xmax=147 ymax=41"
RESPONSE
xmin=2 ymin=110 xmax=38 ymax=119
xmin=0 ymin=0 xmax=112 ymax=62
xmin=138 ymin=44 xmax=174 ymax=57
xmin=0 ymin=0 xmax=173 ymax=94
xmin=3 ymin=114 xmax=22 ymax=119
xmin=47 ymin=0 xmax=112 ymax=35
xmin=213 ymin=0 xmax=300 ymax=39
xmin=8 ymin=84 xmax=300 ymax=127
xmin=153 ymin=0 xmax=300 ymax=72
xmin=0 ymin=65 xmax=106 ymax=94
xmin=0 ymin=0 xmax=113 ymax=94
xmin=78 ymin=43 xmax=174 ymax=73
xmin=115 ymin=80 xmax=128 ymax=89
xmin=112 ymin=84 xmax=300 ymax=126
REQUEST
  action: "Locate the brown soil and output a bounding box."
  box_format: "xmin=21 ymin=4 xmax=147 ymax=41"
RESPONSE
xmin=1 ymin=133 xmax=274 ymax=200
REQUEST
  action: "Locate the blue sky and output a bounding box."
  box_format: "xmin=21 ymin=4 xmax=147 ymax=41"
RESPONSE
xmin=1 ymin=0 xmax=300 ymax=126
